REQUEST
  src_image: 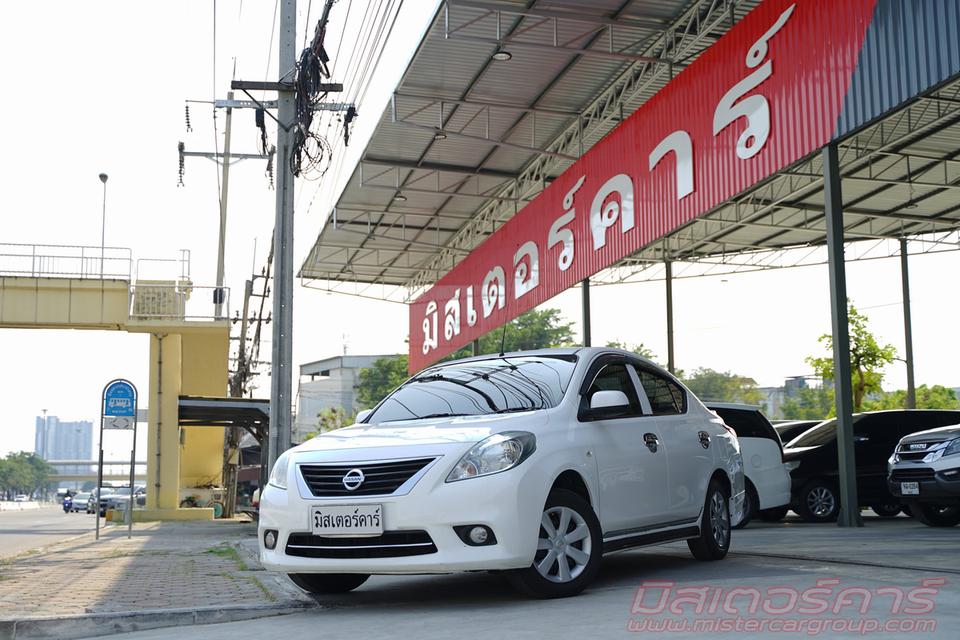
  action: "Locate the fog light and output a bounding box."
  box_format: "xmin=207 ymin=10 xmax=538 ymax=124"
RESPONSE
xmin=943 ymin=468 xmax=960 ymax=478
xmin=469 ymin=526 xmax=488 ymax=545
xmin=454 ymin=524 xmax=496 ymax=546
xmin=263 ymin=530 xmax=278 ymax=550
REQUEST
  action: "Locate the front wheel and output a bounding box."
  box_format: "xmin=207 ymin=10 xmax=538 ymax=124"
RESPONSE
xmin=506 ymin=489 xmax=602 ymax=599
xmin=796 ymin=480 xmax=839 ymax=522
xmin=288 ymin=573 xmax=370 ymax=594
xmin=688 ymin=480 xmax=731 ymax=561
xmin=870 ymin=503 xmax=902 ymax=518
xmin=913 ymin=504 xmax=960 ymax=527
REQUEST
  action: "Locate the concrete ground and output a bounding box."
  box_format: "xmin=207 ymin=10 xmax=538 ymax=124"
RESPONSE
xmin=109 ymin=514 xmax=960 ymax=640
xmin=0 ymin=518 xmax=311 ymax=639
xmin=0 ymin=506 xmax=94 ymax=559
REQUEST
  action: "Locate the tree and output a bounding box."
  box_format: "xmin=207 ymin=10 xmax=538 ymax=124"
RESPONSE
xmin=0 ymin=452 xmax=56 ymax=500
xmin=863 ymin=385 xmax=960 ymax=411
xmin=781 ymin=386 xmax=835 ymax=421
xmin=605 ymin=340 xmax=657 ymax=362
xmin=806 ymin=302 xmax=897 ymax=412
xmin=682 ymin=368 xmax=763 ymax=405
xmin=355 ymin=356 xmax=410 ymax=410
xmin=303 ymin=407 xmax=358 ymax=440
xmin=451 ymin=308 xmax=576 ymax=359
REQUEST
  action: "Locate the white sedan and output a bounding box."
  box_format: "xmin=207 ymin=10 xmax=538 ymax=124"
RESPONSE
xmin=260 ymin=347 xmax=745 ymax=598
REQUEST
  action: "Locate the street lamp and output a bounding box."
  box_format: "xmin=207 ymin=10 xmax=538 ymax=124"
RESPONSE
xmin=99 ymin=173 xmax=108 ymax=277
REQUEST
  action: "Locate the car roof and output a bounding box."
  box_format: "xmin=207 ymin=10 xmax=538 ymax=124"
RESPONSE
xmin=705 ymin=402 xmax=761 ymax=411
xmin=434 ymin=347 xmax=661 ymax=370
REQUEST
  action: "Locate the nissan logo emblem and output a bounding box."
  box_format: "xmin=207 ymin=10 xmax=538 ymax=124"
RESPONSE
xmin=342 ymin=468 xmax=365 ymax=491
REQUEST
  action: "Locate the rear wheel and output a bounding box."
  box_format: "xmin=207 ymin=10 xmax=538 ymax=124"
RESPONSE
xmin=870 ymin=503 xmax=902 ymax=518
xmin=688 ymin=480 xmax=731 ymax=561
xmin=796 ymin=480 xmax=839 ymax=522
xmin=288 ymin=573 xmax=370 ymax=594
xmin=913 ymin=504 xmax=960 ymax=527
xmin=732 ymin=483 xmax=757 ymax=530
xmin=506 ymin=489 xmax=602 ymax=599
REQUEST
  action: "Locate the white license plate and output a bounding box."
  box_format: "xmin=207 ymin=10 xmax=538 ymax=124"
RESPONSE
xmin=311 ymin=504 xmax=383 ymax=537
xmin=901 ymin=482 xmax=920 ymax=495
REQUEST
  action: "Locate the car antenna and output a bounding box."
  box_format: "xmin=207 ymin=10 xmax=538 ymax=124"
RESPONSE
xmin=498 ymin=320 xmax=508 ymax=357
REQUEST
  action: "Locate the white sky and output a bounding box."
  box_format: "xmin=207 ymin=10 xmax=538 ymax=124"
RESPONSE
xmin=1 ymin=1 xmax=958 ymax=458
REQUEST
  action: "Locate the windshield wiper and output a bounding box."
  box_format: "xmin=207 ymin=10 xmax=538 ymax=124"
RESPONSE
xmin=413 ymin=412 xmax=470 ymax=419
xmin=493 ymin=406 xmax=539 ymax=414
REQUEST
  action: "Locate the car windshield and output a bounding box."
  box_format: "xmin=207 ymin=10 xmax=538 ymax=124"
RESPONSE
xmin=112 ymin=488 xmax=132 ymax=496
xmin=786 ymin=417 xmax=866 ymax=448
xmin=366 ymin=356 xmax=577 ymax=423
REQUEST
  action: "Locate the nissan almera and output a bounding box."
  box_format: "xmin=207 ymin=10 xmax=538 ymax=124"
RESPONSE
xmin=259 ymin=347 xmax=745 ymax=598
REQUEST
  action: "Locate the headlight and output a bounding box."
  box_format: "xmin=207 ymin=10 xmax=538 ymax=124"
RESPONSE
xmin=924 ymin=437 xmax=960 ymax=463
xmin=268 ymin=451 xmax=291 ymax=490
xmin=446 ymin=431 xmax=536 ymax=482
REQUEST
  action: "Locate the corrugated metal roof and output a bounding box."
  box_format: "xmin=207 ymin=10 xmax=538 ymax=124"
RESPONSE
xmin=301 ymin=0 xmax=960 ymax=298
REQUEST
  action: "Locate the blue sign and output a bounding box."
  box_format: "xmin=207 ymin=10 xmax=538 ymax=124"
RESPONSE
xmin=103 ymin=380 xmax=137 ymax=417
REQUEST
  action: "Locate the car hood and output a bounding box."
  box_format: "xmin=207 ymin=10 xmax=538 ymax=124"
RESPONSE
xmin=782 ymin=445 xmax=821 ymax=462
xmin=294 ymin=411 xmax=549 ymax=453
xmin=898 ymin=423 xmax=960 ymax=444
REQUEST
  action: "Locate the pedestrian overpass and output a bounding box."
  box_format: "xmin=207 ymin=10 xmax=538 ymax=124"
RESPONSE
xmin=0 ymin=244 xmax=230 ymax=520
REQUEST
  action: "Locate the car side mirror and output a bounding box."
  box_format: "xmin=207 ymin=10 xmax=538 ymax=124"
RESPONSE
xmin=355 ymin=409 xmax=372 ymax=423
xmin=590 ymin=390 xmax=630 ymax=411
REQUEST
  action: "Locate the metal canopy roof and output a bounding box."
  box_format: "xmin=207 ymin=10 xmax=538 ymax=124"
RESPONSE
xmin=300 ymin=0 xmax=960 ymax=300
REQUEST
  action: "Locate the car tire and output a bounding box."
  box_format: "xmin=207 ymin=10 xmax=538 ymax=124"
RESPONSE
xmin=506 ymin=488 xmax=602 ymax=599
xmin=758 ymin=506 xmax=789 ymax=522
xmin=913 ymin=504 xmax=960 ymax=527
xmin=288 ymin=573 xmax=370 ymax=594
xmin=796 ymin=480 xmax=840 ymax=523
xmin=732 ymin=482 xmax=758 ymax=530
xmin=687 ymin=479 xmax=731 ymax=561
xmin=870 ymin=503 xmax=902 ymax=518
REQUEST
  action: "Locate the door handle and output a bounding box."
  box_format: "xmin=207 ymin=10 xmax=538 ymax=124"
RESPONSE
xmin=643 ymin=432 xmax=659 ymax=453
xmin=698 ymin=431 xmax=711 ymax=449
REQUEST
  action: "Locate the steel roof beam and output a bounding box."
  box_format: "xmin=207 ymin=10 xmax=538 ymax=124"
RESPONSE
xmin=361 ymin=157 xmax=520 ymax=180
xmin=394 ymin=92 xmax=581 ymax=117
xmin=389 ymin=117 xmax=578 ymax=161
xmin=442 ymin=33 xmax=675 ymax=65
xmin=446 ymin=0 xmax=668 ymax=32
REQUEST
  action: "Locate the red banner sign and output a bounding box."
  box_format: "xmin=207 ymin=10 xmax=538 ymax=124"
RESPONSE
xmin=408 ymin=0 xmax=878 ymax=373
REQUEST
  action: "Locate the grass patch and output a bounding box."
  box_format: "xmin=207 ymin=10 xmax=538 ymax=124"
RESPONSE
xmin=245 ymin=575 xmax=277 ymax=602
xmin=206 ymin=543 xmax=248 ymax=571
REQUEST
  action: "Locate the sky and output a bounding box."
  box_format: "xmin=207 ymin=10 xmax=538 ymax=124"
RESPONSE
xmin=1 ymin=1 xmax=958 ymax=457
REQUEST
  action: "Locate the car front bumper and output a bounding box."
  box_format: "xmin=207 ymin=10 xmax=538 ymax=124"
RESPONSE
xmin=888 ymin=466 xmax=960 ymax=503
xmin=259 ymin=456 xmax=544 ymax=575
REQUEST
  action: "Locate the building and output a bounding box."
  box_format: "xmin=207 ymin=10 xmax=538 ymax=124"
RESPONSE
xmin=34 ymin=415 xmax=93 ymax=477
xmin=294 ymin=354 xmax=398 ymax=443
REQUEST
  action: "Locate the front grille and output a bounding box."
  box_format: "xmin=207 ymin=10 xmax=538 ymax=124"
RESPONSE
xmin=891 ymin=468 xmax=936 ymax=481
xmin=299 ymin=457 xmax=435 ymax=497
xmin=897 ymin=441 xmax=945 ymax=461
xmin=285 ymin=531 xmax=437 ymax=558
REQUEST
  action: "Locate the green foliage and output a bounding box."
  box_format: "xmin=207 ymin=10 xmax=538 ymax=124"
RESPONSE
xmin=781 ymin=386 xmax=835 ymax=421
xmin=306 ymin=407 xmax=358 ymax=439
xmin=451 ymin=308 xmax=576 ymax=359
xmin=605 ymin=340 xmax=657 ymax=362
xmin=806 ymin=302 xmax=897 ymax=412
xmin=681 ymin=368 xmax=763 ymax=405
xmin=355 ymin=355 xmax=410 ymax=410
xmin=863 ymin=385 xmax=960 ymax=411
xmin=0 ymin=452 xmax=57 ymax=500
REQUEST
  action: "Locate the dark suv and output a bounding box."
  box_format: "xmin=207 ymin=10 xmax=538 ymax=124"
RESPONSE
xmin=782 ymin=410 xmax=960 ymax=522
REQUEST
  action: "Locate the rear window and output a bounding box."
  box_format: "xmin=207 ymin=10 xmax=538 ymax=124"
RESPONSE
xmin=713 ymin=408 xmax=780 ymax=443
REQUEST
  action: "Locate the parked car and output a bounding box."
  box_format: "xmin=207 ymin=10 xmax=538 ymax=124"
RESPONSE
xmin=707 ymin=403 xmax=792 ymax=526
xmin=260 ymin=348 xmax=745 ymax=598
xmin=71 ymin=492 xmax=92 ymax=513
xmin=888 ymin=423 xmax=960 ymax=527
xmin=14 ymin=494 xmax=29 ymax=502
xmin=99 ymin=486 xmax=145 ymax=516
xmin=783 ymin=410 xmax=960 ymax=522
xmin=773 ymin=420 xmax=822 ymax=444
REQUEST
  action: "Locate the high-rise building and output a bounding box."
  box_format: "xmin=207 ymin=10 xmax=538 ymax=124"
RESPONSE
xmin=34 ymin=416 xmax=93 ymax=476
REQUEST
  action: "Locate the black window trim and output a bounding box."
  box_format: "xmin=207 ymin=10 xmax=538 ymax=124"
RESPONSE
xmin=576 ymin=354 xmax=646 ymax=422
xmin=631 ymin=362 xmax=688 ymax=416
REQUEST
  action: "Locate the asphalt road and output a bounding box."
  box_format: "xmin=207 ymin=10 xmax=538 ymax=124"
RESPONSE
xmin=0 ymin=505 xmax=95 ymax=558
xmin=108 ymin=516 xmax=960 ymax=640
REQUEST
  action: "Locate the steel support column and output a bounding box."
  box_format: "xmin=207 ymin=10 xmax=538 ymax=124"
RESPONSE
xmin=472 ymin=339 xmax=480 ymax=357
xmin=581 ymin=279 xmax=591 ymax=347
xmin=665 ymin=260 xmax=675 ymax=374
xmin=823 ymin=143 xmax=862 ymax=528
xmin=900 ymin=238 xmax=916 ymax=409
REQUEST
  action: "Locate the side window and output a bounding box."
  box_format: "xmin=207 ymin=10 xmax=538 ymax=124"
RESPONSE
xmin=635 ymin=367 xmax=686 ymax=415
xmin=580 ymin=363 xmax=642 ymax=418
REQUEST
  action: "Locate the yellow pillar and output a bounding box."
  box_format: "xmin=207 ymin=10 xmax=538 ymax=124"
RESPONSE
xmin=178 ymin=329 xmax=229 ymax=487
xmin=144 ymin=333 xmax=182 ymax=512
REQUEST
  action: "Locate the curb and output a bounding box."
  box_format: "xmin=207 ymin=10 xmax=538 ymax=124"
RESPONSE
xmin=0 ymin=601 xmax=315 ymax=640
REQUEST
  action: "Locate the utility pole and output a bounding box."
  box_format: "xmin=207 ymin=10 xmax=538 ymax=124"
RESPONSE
xmin=214 ymin=91 xmax=235 ymax=319
xmin=222 ymin=278 xmax=253 ymax=518
xmin=268 ymin=0 xmax=298 ymax=474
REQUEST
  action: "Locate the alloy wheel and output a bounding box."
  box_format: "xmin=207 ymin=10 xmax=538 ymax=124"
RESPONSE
xmin=534 ymin=506 xmax=592 ymax=583
xmin=710 ymin=491 xmax=730 ymax=548
xmin=807 ymin=487 xmax=836 ymax=518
